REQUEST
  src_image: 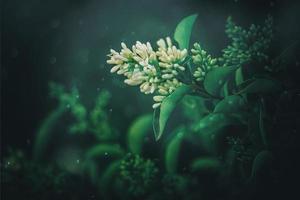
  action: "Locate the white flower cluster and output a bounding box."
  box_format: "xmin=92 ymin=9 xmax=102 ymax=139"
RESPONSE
xmin=107 ymin=37 xmax=187 ymax=109
xmin=191 ymin=43 xmax=218 ymax=81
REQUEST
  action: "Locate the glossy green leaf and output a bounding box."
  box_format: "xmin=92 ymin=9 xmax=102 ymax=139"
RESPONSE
xmin=87 ymin=144 xmax=124 ymax=159
xmin=165 ymin=127 xmax=185 ymax=174
xmin=127 ymin=114 xmax=152 ymax=154
xmin=174 ymin=14 xmax=198 ymax=49
xmin=153 ymin=84 xmax=191 ymax=140
xmin=204 ymin=66 xmax=238 ymax=97
xmin=194 ymin=113 xmax=242 ymax=133
xmin=182 ymin=95 xmax=210 ymax=122
xmin=193 ymin=113 xmax=243 ymax=152
xmin=214 ymin=95 xmax=246 ymax=113
xmin=191 ymin=157 xmax=221 ymax=172
xmin=237 ymin=78 xmax=281 ymax=94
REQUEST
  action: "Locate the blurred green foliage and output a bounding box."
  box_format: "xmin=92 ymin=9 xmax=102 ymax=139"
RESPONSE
xmin=4 ymin=12 xmax=298 ymax=200
xmin=1 ymin=149 xmax=88 ymax=200
xmin=49 ymin=82 xmax=117 ymax=140
xmin=119 ymin=153 xmax=159 ymax=197
xmin=220 ymin=16 xmax=273 ymax=66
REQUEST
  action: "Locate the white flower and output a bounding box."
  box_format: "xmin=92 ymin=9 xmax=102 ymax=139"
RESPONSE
xmin=162 ymin=74 xmax=173 ymax=79
xmin=107 ymin=37 xmax=187 ymax=109
xmin=153 ymin=95 xmax=165 ymax=102
xmin=124 ymin=78 xmax=143 ymax=86
xmin=152 ymin=103 xmax=161 ymax=109
xmin=156 ymin=37 xmax=187 ymax=63
xmin=158 ymin=88 xmax=169 ymax=95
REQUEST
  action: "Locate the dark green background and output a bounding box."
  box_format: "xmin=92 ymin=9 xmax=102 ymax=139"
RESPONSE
xmin=1 ymin=0 xmax=299 ymax=155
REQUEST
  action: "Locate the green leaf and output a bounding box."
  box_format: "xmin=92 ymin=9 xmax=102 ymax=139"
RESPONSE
xmin=237 ymin=78 xmax=281 ymax=94
xmin=235 ymin=67 xmax=244 ymax=86
xmin=182 ymin=95 xmax=210 ymax=122
xmin=174 ymin=14 xmax=198 ymax=49
xmin=194 ymin=113 xmax=242 ymax=133
xmin=193 ymin=113 xmax=243 ymax=152
xmin=165 ymin=127 xmax=186 ymax=174
xmin=251 ymin=150 xmax=273 ymax=179
xmin=127 ymin=114 xmax=152 ymax=154
xmin=235 ymin=67 xmax=248 ymax=99
xmin=153 ymin=85 xmax=191 ymax=140
xmin=87 ymin=144 xmax=124 ymax=159
xmin=191 ymin=157 xmax=221 ymax=172
xmin=214 ymin=95 xmax=246 ymax=113
xmin=99 ymin=160 xmax=121 ymax=195
xmin=223 ymin=81 xmax=229 ymax=97
xmin=33 ymin=104 xmax=66 ymax=161
xmin=84 ymin=160 xmax=99 ymax=184
xmin=204 ymin=66 xmax=238 ymax=97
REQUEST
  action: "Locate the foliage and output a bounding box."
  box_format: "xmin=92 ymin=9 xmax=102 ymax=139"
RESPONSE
xmin=127 ymin=114 xmax=153 ymax=154
xmin=227 ymin=136 xmax=255 ymax=163
xmin=174 ymin=14 xmax=198 ymax=49
xmin=34 ymin=83 xmax=118 ymax=161
xmin=164 ymin=127 xmax=186 ymax=173
xmin=107 ymin=13 xmax=275 ymax=141
xmin=119 ymin=153 xmax=159 ymax=197
xmin=49 ymin=82 xmax=117 ymax=140
xmin=153 ymin=84 xmax=191 ymax=140
xmin=16 ymin=12 xmax=298 ymax=200
xmin=102 ymin=13 xmax=296 ymax=199
xmin=1 ymin=149 xmax=89 ymax=200
xmin=220 ymin=16 xmax=273 ymax=66
xmin=191 ymin=43 xmax=218 ymax=82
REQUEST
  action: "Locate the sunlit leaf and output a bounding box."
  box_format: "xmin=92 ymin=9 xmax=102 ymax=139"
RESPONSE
xmin=174 ymin=14 xmax=198 ymax=49
xmin=214 ymin=95 xmax=246 ymax=113
xmin=237 ymin=78 xmax=281 ymax=94
xmin=165 ymin=127 xmax=186 ymax=174
xmin=87 ymin=144 xmax=124 ymax=159
xmin=204 ymin=66 xmax=238 ymax=97
xmin=127 ymin=114 xmax=152 ymax=154
xmin=153 ymin=84 xmax=191 ymax=140
xmin=191 ymin=157 xmax=221 ymax=172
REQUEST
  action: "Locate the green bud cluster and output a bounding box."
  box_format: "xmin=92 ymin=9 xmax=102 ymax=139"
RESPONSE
xmin=219 ymin=16 xmax=273 ymax=67
xmin=191 ymin=43 xmax=218 ymax=81
xmin=119 ymin=153 xmax=158 ymax=196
